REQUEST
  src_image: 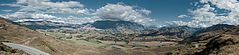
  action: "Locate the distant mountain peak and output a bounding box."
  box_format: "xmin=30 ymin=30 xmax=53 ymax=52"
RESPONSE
xmin=83 ymin=20 xmax=145 ymax=30
xmin=195 ymin=24 xmax=236 ymax=34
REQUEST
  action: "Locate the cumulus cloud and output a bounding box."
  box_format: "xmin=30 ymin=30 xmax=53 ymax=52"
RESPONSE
xmin=0 ymin=0 xmax=154 ymax=26
xmin=16 ymin=0 xmax=83 ymax=7
xmin=95 ymin=3 xmax=153 ymax=25
xmin=1 ymin=0 xmax=96 ymax=24
xmin=172 ymin=0 xmax=239 ymax=28
xmin=15 ymin=0 xmax=88 ymax=14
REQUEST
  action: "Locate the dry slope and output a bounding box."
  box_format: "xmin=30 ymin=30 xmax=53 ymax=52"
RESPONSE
xmin=0 ymin=17 xmax=106 ymax=55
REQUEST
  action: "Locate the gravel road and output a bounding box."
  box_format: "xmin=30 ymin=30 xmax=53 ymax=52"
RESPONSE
xmin=2 ymin=42 xmax=51 ymax=55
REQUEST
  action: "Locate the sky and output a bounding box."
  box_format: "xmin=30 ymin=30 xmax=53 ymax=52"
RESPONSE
xmin=77 ymin=0 xmax=196 ymax=21
xmin=0 ymin=0 xmax=239 ymax=28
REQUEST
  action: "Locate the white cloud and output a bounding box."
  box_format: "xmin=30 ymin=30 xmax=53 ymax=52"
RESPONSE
xmin=40 ymin=1 xmax=84 ymax=8
xmin=16 ymin=0 xmax=83 ymax=8
xmin=177 ymin=15 xmax=189 ymax=18
xmin=31 ymin=14 xmax=57 ymax=19
xmin=16 ymin=0 xmax=49 ymax=5
xmin=1 ymin=0 xmax=94 ymax=24
xmin=172 ymin=0 xmax=239 ymax=28
xmin=1 ymin=10 xmax=13 ymax=12
xmin=0 ymin=4 xmax=21 ymax=7
xmin=95 ymin=3 xmax=153 ymax=25
xmin=14 ymin=19 xmax=45 ymax=22
xmin=46 ymin=8 xmax=91 ymax=15
xmin=1 ymin=0 xmax=154 ymax=26
xmin=52 ymin=16 xmax=100 ymax=24
xmin=137 ymin=9 xmax=152 ymax=15
xmin=3 ymin=12 xmax=57 ymax=19
xmin=15 ymin=0 xmax=88 ymax=14
xmin=4 ymin=12 xmax=29 ymax=18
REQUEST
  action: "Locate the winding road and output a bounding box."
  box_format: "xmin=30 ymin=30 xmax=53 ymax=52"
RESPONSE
xmin=2 ymin=42 xmax=51 ymax=55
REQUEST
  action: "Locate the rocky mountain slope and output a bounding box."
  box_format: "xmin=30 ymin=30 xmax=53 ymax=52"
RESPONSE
xmin=0 ymin=17 xmax=113 ymax=55
xmin=193 ymin=25 xmax=239 ymax=55
xmin=0 ymin=17 xmax=184 ymax=55
xmin=187 ymin=24 xmax=237 ymax=42
xmin=173 ymin=24 xmax=239 ymax=55
xmin=158 ymin=26 xmax=200 ymax=38
xmin=137 ymin=26 xmax=200 ymax=40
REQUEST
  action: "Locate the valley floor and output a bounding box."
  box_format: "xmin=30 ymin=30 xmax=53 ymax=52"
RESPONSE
xmin=42 ymin=31 xmax=186 ymax=55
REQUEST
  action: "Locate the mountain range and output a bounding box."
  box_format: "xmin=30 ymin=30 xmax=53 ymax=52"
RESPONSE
xmin=16 ymin=19 xmax=146 ymax=30
xmin=1 ymin=17 xmax=239 ymax=55
xmin=0 ymin=17 xmax=122 ymax=55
